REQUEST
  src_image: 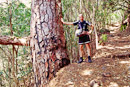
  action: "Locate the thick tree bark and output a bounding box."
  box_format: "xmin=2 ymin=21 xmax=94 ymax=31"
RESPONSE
xmin=0 ymin=36 xmax=29 ymax=46
xmin=30 ymin=0 xmax=70 ymax=86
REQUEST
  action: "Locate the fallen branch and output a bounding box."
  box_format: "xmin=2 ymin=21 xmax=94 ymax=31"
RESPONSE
xmin=112 ymin=52 xmax=130 ymax=59
xmin=0 ymin=36 xmax=30 ymax=46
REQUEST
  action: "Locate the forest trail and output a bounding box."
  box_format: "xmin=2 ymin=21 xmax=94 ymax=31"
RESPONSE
xmin=94 ymin=23 xmax=130 ymax=59
xmin=48 ymin=24 xmax=130 ymax=87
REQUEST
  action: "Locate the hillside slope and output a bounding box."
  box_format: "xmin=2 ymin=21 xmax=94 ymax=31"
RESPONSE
xmin=48 ymin=25 xmax=130 ymax=87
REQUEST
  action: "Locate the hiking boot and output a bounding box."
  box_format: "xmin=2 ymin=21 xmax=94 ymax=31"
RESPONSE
xmin=77 ymin=57 xmax=83 ymax=63
xmin=88 ymin=56 xmax=92 ymax=63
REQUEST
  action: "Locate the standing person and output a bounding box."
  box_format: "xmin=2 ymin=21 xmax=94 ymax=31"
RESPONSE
xmin=61 ymin=14 xmax=94 ymax=63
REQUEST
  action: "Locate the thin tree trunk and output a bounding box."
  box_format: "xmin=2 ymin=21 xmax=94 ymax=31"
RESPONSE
xmin=8 ymin=58 xmax=11 ymax=87
xmin=80 ymin=0 xmax=82 ymax=13
xmin=126 ymin=2 xmax=130 ymax=32
xmin=8 ymin=2 xmax=12 ymax=86
xmin=9 ymin=2 xmax=19 ymax=86
xmin=0 ymin=46 xmax=11 ymax=87
xmin=91 ymin=5 xmax=98 ymax=56
xmin=30 ymin=0 xmax=70 ymax=86
xmin=93 ymin=6 xmax=99 ymax=49
xmin=97 ymin=0 xmax=99 ymax=10
xmin=126 ymin=14 xmax=130 ymax=32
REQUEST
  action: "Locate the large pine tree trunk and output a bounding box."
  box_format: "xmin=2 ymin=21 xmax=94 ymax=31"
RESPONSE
xmin=30 ymin=0 xmax=70 ymax=86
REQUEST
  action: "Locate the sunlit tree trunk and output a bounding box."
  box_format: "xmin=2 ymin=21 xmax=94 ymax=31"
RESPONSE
xmin=80 ymin=0 xmax=82 ymax=12
xmin=126 ymin=14 xmax=130 ymax=32
xmin=30 ymin=0 xmax=70 ymax=86
xmin=126 ymin=3 xmax=130 ymax=32
xmin=91 ymin=5 xmax=98 ymax=57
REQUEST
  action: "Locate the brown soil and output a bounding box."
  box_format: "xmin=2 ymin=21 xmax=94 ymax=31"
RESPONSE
xmin=48 ymin=25 xmax=130 ymax=87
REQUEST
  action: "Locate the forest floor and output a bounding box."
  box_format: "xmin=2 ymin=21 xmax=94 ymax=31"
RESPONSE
xmin=48 ymin=24 xmax=130 ymax=87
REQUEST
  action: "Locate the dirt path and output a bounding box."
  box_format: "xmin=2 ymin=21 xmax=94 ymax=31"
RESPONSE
xmin=94 ymin=24 xmax=130 ymax=59
xmin=48 ymin=25 xmax=130 ymax=87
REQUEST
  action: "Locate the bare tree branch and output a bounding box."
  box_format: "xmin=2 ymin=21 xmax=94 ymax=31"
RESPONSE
xmin=112 ymin=7 xmax=126 ymax=12
xmin=124 ymin=0 xmax=129 ymax=4
xmin=118 ymin=3 xmax=130 ymax=9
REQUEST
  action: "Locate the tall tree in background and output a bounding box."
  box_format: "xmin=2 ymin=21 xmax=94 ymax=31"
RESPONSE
xmin=126 ymin=3 xmax=130 ymax=32
xmin=30 ymin=0 xmax=70 ymax=86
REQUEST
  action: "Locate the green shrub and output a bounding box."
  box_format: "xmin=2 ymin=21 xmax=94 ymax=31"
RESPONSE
xmin=120 ymin=24 xmax=127 ymax=31
xmin=101 ymin=34 xmax=108 ymax=42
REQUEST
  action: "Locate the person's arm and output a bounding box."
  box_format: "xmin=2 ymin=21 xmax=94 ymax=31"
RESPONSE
xmin=87 ymin=25 xmax=94 ymax=35
xmin=61 ymin=18 xmax=73 ymax=25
